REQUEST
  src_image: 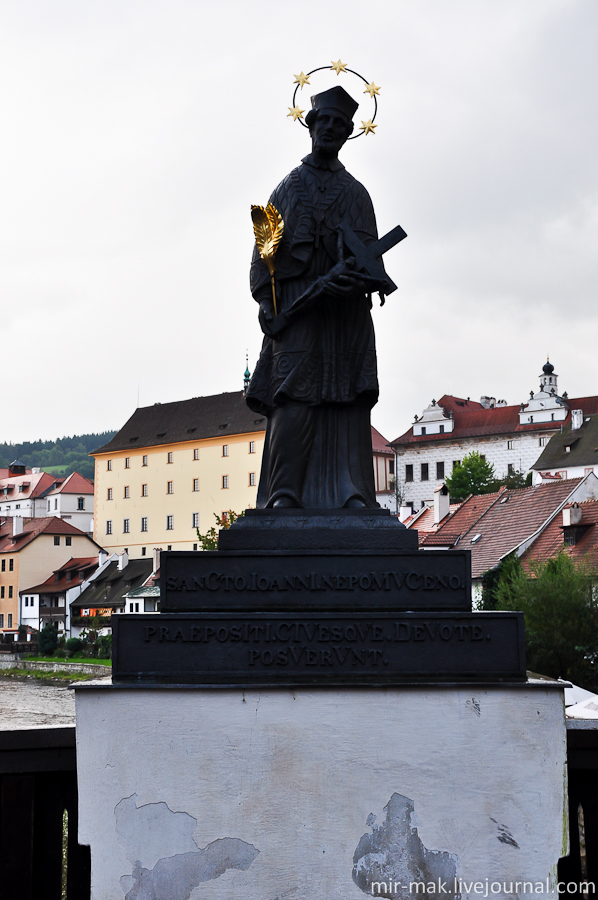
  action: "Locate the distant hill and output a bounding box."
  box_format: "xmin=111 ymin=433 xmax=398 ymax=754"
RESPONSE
xmin=0 ymin=432 xmax=117 ymax=481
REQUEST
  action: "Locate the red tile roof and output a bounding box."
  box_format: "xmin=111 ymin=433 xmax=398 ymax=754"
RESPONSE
xmin=521 ymin=499 xmax=598 ymax=569
xmin=371 ymin=426 xmax=393 ymax=455
xmin=47 ymin=471 xmax=94 ymax=495
xmin=22 ymin=557 xmax=100 ymax=594
xmin=406 ymin=504 xmax=460 ymax=534
xmin=421 ymin=479 xmax=583 ymax=576
xmin=0 ymin=471 xmax=58 ymax=501
xmin=0 ymin=517 xmax=98 ymax=554
xmin=390 ymin=394 xmax=595 ymax=446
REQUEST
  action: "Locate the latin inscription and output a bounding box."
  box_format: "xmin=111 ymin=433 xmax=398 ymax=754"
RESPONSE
xmin=113 ymin=612 xmax=525 ymax=683
xmin=166 ymin=572 xmax=465 ymax=593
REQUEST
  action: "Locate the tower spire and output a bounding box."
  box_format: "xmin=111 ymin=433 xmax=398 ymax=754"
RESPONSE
xmin=243 ymin=352 xmax=251 ymax=394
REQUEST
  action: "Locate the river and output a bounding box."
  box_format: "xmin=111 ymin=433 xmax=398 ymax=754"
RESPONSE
xmin=0 ymin=678 xmax=76 ymax=729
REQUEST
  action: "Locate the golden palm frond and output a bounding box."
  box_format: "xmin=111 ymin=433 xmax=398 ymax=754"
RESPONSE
xmin=251 ymin=203 xmax=284 ymax=277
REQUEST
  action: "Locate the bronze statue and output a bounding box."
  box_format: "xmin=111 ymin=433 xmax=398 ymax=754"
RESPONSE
xmin=246 ymin=85 xmax=402 ymax=509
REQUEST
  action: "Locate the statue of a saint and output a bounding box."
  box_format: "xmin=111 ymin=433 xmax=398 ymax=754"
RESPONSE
xmin=246 ymin=85 xmax=388 ymax=509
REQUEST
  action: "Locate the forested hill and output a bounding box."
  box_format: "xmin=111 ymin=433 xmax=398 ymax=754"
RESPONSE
xmin=0 ymin=432 xmax=117 ymax=481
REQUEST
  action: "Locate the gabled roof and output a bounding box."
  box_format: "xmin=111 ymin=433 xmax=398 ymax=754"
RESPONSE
xmin=92 ymin=392 xmax=267 ymax=455
xmin=0 ymin=517 xmax=99 ymax=554
xmin=21 ymin=557 xmax=100 ymax=595
xmin=46 ymin=471 xmax=94 ymax=495
xmin=0 ymin=471 xmax=58 ymax=501
xmin=521 ymin=499 xmax=598 ymax=568
xmin=405 ymin=503 xmax=460 ymax=533
xmin=533 ymin=416 xmax=598 ymax=471
xmin=421 ymin=479 xmax=585 ymax=577
xmin=390 ymin=394 xmax=598 ymax=447
xmin=70 ymin=559 xmax=153 ymax=610
xmin=371 ymin=426 xmax=393 ymax=455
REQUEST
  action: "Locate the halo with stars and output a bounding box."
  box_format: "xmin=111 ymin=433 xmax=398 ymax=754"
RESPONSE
xmin=288 ymin=61 xmax=380 ymax=139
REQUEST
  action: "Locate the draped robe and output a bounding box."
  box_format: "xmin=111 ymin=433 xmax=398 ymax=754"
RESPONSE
xmin=246 ymin=153 xmax=381 ymax=509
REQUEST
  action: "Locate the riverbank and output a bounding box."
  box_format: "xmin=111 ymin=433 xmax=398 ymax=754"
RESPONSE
xmin=0 ymin=658 xmax=111 ymax=682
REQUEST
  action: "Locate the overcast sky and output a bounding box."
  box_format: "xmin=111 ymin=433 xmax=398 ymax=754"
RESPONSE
xmin=1 ymin=0 xmax=597 ymax=445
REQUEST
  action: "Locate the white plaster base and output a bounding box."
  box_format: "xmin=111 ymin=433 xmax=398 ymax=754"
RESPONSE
xmin=75 ymin=684 xmax=568 ymax=900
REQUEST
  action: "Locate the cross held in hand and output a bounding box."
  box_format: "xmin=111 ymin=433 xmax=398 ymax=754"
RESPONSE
xmin=338 ymin=220 xmax=407 ymax=297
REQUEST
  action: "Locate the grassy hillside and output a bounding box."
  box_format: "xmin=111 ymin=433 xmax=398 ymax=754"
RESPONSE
xmin=0 ymin=432 xmax=116 ymax=481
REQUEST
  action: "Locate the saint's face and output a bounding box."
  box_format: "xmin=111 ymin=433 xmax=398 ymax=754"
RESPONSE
xmin=311 ymin=109 xmax=350 ymax=157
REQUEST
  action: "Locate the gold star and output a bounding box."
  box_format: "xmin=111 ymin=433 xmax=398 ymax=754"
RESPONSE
xmin=293 ymin=71 xmax=310 ymax=88
xmin=363 ymin=81 xmax=380 ymax=98
xmin=359 ymin=119 xmax=377 ymax=135
xmin=330 ymin=59 xmax=348 ymax=75
xmin=287 ymin=105 xmax=305 ymax=122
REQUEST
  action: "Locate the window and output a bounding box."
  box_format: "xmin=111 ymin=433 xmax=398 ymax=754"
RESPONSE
xmin=141 ymin=547 xmax=146 ymax=556
xmin=249 ymin=472 xmax=256 ymax=486
xmin=223 ymin=445 xmax=229 ymax=457
xmin=107 ymin=460 xmax=112 ymax=471
xmin=54 ymin=536 xmax=60 ymax=546
xmin=166 ymin=515 xmax=174 ymax=530
xmin=66 ymin=536 xmax=71 ymax=547
xmin=124 ymin=486 xmax=130 ymax=498
xmin=129 ymin=602 xmax=139 ymax=613
xmin=8 ymin=559 xmax=13 ymax=572
xmin=405 ymin=464 xmax=413 ymax=483
xmin=0 ymin=588 xmax=3 ymax=599
xmin=0 ymin=560 xmax=4 ymax=572
xmin=167 ymin=481 xmax=174 ymax=494
xmin=0 ymin=615 xmax=3 ymax=627
xmin=167 ymin=452 xmax=173 ymax=464
xmin=436 ymin=462 xmax=444 ymax=480
xmin=54 ymin=499 xmax=58 ymax=510
xmin=15 ymin=504 xmax=20 ymax=510
xmin=167 ymin=545 xmax=172 ymax=551
xmin=24 ymin=597 xmax=28 ymax=607
xmin=77 ymin=497 xmax=84 ymax=510
xmin=508 ymin=463 xmax=514 ymax=474
xmin=192 ymin=513 xmax=199 ymax=528
xmin=8 ymin=587 xmax=12 ymax=599
xmin=142 ymin=455 xmax=148 ymax=466
xmin=106 ymin=520 xmax=113 ymax=535
xmin=539 ymin=437 xmax=548 ymax=447
xmin=193 ymin=448 xmax=199 ymax=461
xmin=19 ymin=484 xmax=24 ymax=492
xmin=421 ymin=426 xmax=426 ymax=435
xmin=123 ymin=519 xmax=130 ymax=534
xmin=7 ymin=614 xmax=12 ymax=627
xmin=453 ymin=460 xmax=461 ymax=469
xmin=141 ymin=517 xmax=148 ymax=532
xmin=125 ymin=458 xmax=130 ymax=468
xmin=193 ymin=478 xmax=199 ymax=491
xmin=47 ymin=500 xmax=50 ymax=511
xmin=439 ymin=425 xmax=445 ymax=434
xmin=507 ymin=440 xmax=513 ymax=450
xmin=480 ymin=455 xmax=486 ymax=462
xmin=222 ymin=475 xmax=229 ymax=489
xmin=421 ymin=463 xmax=429 ymax=481
xmin=389 ymin=460 xmax=395 ymax=475
xmin=193 ymin=543 xmax=198 ymax=551
xmin=107 ymin=488 xmax=113 ymax=500
xmin=249 ymin=441 xmax=255 ymax=454
xmin=142 ymin=484 xmax=148 ymax=497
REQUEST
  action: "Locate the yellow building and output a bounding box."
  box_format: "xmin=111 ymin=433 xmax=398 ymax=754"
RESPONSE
xmin=0 ymin=517 xmax=100 ymax=633
xmin=92 ymin=392 xmax=266 ymax=558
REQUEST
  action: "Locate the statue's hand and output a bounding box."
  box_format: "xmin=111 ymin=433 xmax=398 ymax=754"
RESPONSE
xmin=322 ymin=258 xmax=373 ymax=300
xmin=259 ymin=304 xmax=290 ymax=339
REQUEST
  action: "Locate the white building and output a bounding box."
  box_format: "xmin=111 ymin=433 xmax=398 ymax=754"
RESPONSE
xmin=43 ymin=471 xmax=94 ymax=532
xmin=390 ymin=360 xmax=580 ymax=510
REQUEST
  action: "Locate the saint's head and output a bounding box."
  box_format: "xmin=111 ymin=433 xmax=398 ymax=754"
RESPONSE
xmin=306 ymin=86 xmax=358 ymax=158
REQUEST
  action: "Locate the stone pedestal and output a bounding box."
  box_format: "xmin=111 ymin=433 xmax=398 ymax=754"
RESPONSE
xmin=75 ymin=681 xmax=567 ymax=900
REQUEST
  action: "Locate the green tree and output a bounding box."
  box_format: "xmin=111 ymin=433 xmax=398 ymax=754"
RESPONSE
xmin=445 ymin=451 xmax=496 ymax=502
xmin=38 ymin=624 xmax=59 ymax=656
xmin=195 ymin=511 xmax=244 ymax=550
xmin=493 ymin=468 xmax=532 ymax=491
xmin=483 ymin=552 xmax=598 ymax=690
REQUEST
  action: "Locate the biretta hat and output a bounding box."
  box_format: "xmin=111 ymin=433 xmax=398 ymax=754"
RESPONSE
xmin=310 ymin=86 xmax=358 ymax=121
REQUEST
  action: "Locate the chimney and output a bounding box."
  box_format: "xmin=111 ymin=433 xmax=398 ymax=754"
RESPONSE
xmin=571 ymin=409 xmax=583 ymax=431
xmin=98 ymin=549 xmax=108 ymax=567
xmin=398 ymin=506 xmax=412 ymax=523
xmin=152 ymin=547 xmax=162 ymax=573
xmin=12 ymin=517 xmax=23 ymax=537
xmin=434 ymin=484 xmax=450 ymax=525
xmin=118 ymin=550 xmax=129 ymax=571
xmin=563 ymin=503 xmax=582 ymax=527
